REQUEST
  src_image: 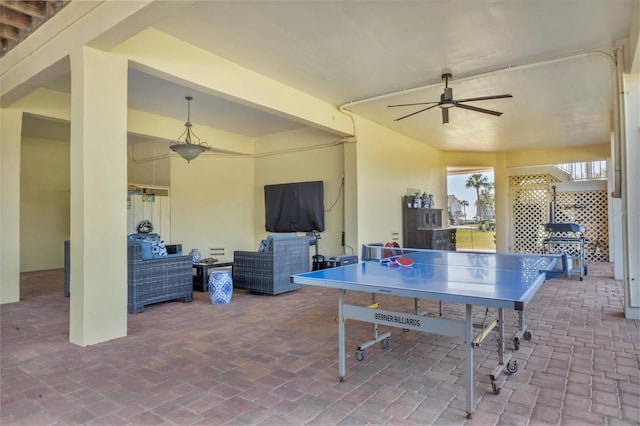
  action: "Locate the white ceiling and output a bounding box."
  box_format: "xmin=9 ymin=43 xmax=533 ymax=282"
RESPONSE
xmin=29 ymin=0 xmax=637 ymax=153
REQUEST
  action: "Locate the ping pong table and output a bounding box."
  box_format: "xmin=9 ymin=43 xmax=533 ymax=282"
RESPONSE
xmin=291 ymin=248 xmax=561 ymax=419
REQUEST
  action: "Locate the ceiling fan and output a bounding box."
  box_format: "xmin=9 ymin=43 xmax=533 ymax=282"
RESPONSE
xmin=388 ymin=73 xmax=513 ymax=124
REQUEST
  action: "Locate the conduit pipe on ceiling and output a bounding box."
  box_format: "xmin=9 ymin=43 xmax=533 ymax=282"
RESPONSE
xmin=338 ymin=49 xmax=615 ymax=110
xmin=129 ymin=138 xmax=350 ymax=164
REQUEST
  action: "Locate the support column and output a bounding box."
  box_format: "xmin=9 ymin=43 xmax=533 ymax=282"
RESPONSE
xmin=0 ymin=109 xmax=23 ymax=304
xmin=622 ymin=73 xmax=639 ymax=319
xmin=494 ymin=153 xmax=509 ymax=253
xmin=343 ymin=134 xmax=358 ymax=251
xmin=69 ymin=46 xmax=128 ymax=345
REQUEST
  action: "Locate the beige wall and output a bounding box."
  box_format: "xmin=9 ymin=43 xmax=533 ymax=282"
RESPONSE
xmin=169 ymin=153 xmax=255 ymax=262
xmin=254 ymin=127 xmax=346 ymax=257
xmin=127 ymin=140 xmax=171 ymax=187
xmin=11 ymin=97 xmax=616 ymax=273
xmin=15 ymin=110 xmax=346 ymax=270
xmin=17 ymin=119 xmax=258 ymax=271
xmin=20 ymin=136 xmax=70 ymax=271
xmin=10 ymin=88 xmax=71 ymax=121
xmin=505 ymin=143 xmax=610 ymax=168
xmin=352 ymin=116 xmax=447 ymax=248
xmin=127 ymin=107 xmax=258 ymax=260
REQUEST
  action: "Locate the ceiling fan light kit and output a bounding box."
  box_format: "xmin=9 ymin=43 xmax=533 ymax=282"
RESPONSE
xmin=388 ymin=73 xmax=512 ymax=124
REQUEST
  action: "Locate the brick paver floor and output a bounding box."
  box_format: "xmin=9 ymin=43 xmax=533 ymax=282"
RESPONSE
xmin=1 ymin=262 xmax=638 ymax=425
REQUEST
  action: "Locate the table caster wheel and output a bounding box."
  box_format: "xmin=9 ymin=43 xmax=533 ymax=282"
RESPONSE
xmin=381 ymin=338 xmax=390 ymax=349
xmin=513 ymin=339 xmax=520 ymax=351
xmin=506 ymin=360 xmax=518 ymax=375
xmin=523 ymin=330 xmax=532 ymax=341
xmin=492 ymin=382 xmax=501 ymax=395
xmin=355 ymin=350 xmax=364 ymax=361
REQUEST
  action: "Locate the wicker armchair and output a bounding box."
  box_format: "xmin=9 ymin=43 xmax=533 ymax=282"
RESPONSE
xmin=233 ymin=236 xmax=310 ymax=295
xmin=127 ymin=242 xmax=193 ymax=313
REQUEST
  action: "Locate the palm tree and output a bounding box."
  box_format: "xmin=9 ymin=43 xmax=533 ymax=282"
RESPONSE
xmin=460 ymin=200 xmax=469 ymax=222
xmin=465 ymin=173 xmax=492 ymax=221
xmin=480 ymin=188 xmax=495 ymax=214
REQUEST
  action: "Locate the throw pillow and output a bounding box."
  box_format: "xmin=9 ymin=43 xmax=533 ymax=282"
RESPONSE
xmin=258 ymin=240 xmax=268 ymax=252
xmin=151 ymin=239 xmax=168 ymax=258
xmin=129 ymin=234 xmax=168 ymax=259
xmin=138 ymin=240 xmax=154 ymax=260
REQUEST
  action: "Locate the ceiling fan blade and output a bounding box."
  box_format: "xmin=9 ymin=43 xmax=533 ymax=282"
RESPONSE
xmin=388 ymin=101 xmax=440 ymax=108
xmin=393 ymin=104 xmax=440 ymax=121
xmin=442 ymin=108 xmax=449 ymax=124
xmin=454 ymin=94 xmax=513 ymax=103
xmin=455 ymin=103 xmax=503 ymax=116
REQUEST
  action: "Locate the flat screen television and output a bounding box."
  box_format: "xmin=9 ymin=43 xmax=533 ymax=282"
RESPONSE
xmin=264 ymin=181 xmax=325 ymax=232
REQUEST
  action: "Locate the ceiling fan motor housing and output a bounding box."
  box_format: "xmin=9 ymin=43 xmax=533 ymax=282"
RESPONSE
xmin=441 ymin=87 xmax=454 ymax=107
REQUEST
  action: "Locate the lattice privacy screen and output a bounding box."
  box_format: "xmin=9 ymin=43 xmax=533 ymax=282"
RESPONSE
xmin=509 ymin=174 xmax=609 ymax=262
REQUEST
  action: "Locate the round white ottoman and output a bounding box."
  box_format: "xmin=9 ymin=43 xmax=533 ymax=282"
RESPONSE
xmin=208 ymin=270 xmax=233 ymax=304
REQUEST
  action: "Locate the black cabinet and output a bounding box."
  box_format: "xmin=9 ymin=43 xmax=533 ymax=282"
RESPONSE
xmin=402 ymin=196 xmax=456 ymax=250
xmin=405 ymin=227 xmax=456 ymax=250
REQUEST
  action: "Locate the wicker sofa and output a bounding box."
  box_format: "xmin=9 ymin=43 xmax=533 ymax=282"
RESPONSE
xmin=127 ymin=242 xmax=193 ymax=313
xmin=232 ymin=235 xmax=311 ymax=295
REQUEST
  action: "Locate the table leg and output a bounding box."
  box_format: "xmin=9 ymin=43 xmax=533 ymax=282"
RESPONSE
xmin=371 ymin=293 xmax=378 ymax=340
xmin=518 ymin=310 xmax=525 ymax=334
xmin=498 ymin=308 xmax=505 ymax=364
xmin=513 ymin=309 xmax=531 ymax=350
xmin=338 ymin=289 xmax=346 ymax=381
xmin=465 ymin=304 xmax=473 ymax=419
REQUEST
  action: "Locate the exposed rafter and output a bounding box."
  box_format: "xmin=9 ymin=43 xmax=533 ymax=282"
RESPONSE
xmin=1 ymin=0 xmax=46 ymax=17
xmin=0 ymin=1 xmax=70 ymax=57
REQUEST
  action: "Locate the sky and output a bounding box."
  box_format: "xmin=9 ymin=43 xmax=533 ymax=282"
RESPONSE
xmin=447 ymin=171 xmax=494 ymax=204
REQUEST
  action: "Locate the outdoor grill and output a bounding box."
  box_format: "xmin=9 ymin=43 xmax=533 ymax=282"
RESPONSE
xmin=542 ymin=222 xmax=587 ymax=280
xmin=542 ymin=185 xmax=587 ymax=280
xmin=544 ymin=222 xmax=584 ymax=234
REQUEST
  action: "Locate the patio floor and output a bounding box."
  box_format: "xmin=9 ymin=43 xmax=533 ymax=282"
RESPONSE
xmin=1 ymin=262 xmax=638 ymax=425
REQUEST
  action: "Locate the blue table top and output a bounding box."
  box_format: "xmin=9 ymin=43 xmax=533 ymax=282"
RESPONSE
xmin=292 ymin=250 xmax=556 ymax=310
xmin=401 ymin=249 xmax=558 ymax=271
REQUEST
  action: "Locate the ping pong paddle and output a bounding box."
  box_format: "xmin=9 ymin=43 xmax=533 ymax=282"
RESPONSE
xmin=395 ymin=257 xmax=414 ymax=267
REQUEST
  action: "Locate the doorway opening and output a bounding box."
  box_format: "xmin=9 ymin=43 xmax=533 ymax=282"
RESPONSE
xmin=447 ymin=167 xmax=495 ymax=252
